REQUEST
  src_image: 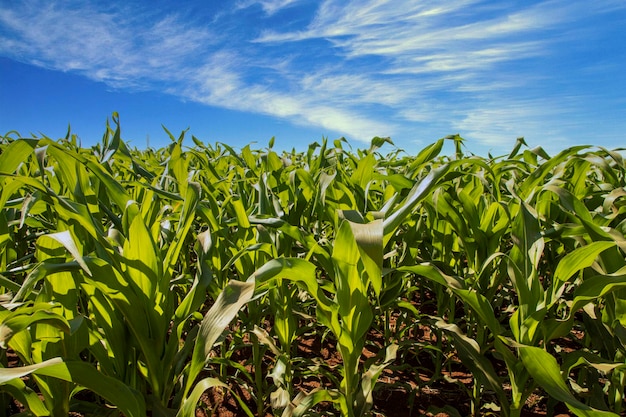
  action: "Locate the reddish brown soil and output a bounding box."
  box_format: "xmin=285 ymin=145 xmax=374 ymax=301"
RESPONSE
xmin=192 ymin=321 xmax=580 ymax=417
xmin=3 ymin=332 xmax=597 ymax=417
xmin=5 ymin=308 xmax=610 ymax=417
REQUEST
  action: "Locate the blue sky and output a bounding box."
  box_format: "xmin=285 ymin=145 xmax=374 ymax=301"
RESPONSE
xmin=1 ymin=0 xmax=625 ymax=156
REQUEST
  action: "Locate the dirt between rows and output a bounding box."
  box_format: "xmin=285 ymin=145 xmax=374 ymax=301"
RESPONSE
xmin=195 ymin=321 xmax=578 ymax=417
xmin=2 ymin=331 xmax=586 ymax=417
xmin=4 ymin=312 xmax=600 ymax=416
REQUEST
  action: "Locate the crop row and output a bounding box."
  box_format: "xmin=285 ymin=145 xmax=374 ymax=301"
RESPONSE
xmin=1 ymin=115 xmax=625 ymax=416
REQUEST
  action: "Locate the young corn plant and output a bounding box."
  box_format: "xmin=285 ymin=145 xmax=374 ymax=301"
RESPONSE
xmin=401 ymin=145 xmax=625 ymax=417
xmin=0 ymin=128 xmax=256 ymax=416
xmin=3 ymin=118 xmax=626 ymax=417
xmin=248 ymin=211 xmax=394 ymax=417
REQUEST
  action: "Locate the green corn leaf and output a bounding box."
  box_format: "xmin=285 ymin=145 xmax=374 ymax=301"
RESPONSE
xmin=508 ymin=137 xmax=528 ymax=158
xmin=374 ymin=172 xmax=413 ymax=192
xmin=437 ymin=321 xmax=508 ymax=406
xmin=0 ymin=175 xmax=47 ymax=216
xmin=231 ymin=195 xmax=252 ymax=228
xmin=185 ymin=279 xmax=255 ymax=397
xmin=383 ymin=163 xmax=450 ymax=245
xmin=568 ymin=272 xmax=626 ymax=324
xmin=81 ymin=257 xmax=164 ymax=396
xmin=248 ymin=215 xmax=333 ymax=272
xmin=511 ymin=307 xmax=547 ymax=345
xmin=562 ymin=350 xmax=626 ymax=376
xmin=174 ymin=230 xmax=214 ymax=323
xmin=168 ymin=141 xmax=189 ymax=195
xmin=508 ymin=199 xmax=544 ymax=310
xmin=519 ymin=346 xmax=618 ymax=416
xmin=554 ymin=241 xmax=616 ymax=282
xmin=163 ymin=181 xmax=201 ymax=281
xmin=250 ymin=258 xmax=331 ymax=307
xmin=318 ymin=170 xmax=336 ymax=205
xmin=177 ymin=377 xmax=229 ymax=417
xmin=0 ymin=211 xmax=9 ymax=252
xmin=250 ymin=257 xmax=340 ymax=349
xmin=283 ymin=388 xmax=343 ymax=417
xmin=241 ymin=144 xmax=257 ymax=171
xmin=0 ymin=357 xmax=146 ymax=417
xmin=36 ymin=231 xmax=92 ymax=276
xmin=347 ymin=217 xmax=383 ymax=297
xmin=0 ymin=377 xmax=49 ymax=416
xmin=42 ymin=269 xmax=79 ymax=320
xmin=43 ymin=139 xmax=131 ymax=211
xmin=18 ymin=191 xmax=38 ymax=229
xmin=332 ymin=220 xmax=370 ymax=328
xmin=408 ymin=138 xmax=444 ymax=172
xmin=0 ymin=275 xmax=20 ymax=294
xmin=351 ymin=152 xmax=376 ymax=191
xmin=400 ymin=264 xmax=502 ymax=335
xmin=520 ymin=145 xmax=589 ymax=198
xmin=355 ymin=343 xmax=398 ymax=416
xmin=80 ymin=283 xmax=129 ymax=379
xmin=252 ymin=325 xmax=282 ymax=357
xmin=12 ymin=261 xmax=80 ymax=303
xmin=122 ymin=208 xmax=161 ymax=301
xmin=269 ymin=355 xmax=290 ymax=409
xmin=0 ymin=357 xmax=63 ymax=384
xmin=369 ymin=136 xmax=393 ymax=151
xmin=0 ymin=139 xmax=38 ymax=174
xmin=0 ymin=304 xmax=70 ymax=349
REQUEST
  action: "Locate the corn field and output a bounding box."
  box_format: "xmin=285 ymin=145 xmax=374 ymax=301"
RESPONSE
xmin=1 ymin=114 xmax=625 ymax=417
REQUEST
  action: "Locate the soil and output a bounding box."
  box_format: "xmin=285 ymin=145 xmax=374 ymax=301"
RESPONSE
xmin=192 ymin=318 xmax=580 ymax=417
xmin=5 ymin=302 xmax=615 ymax=417
xmin=2 ymin=329 xmax=603 ymax=417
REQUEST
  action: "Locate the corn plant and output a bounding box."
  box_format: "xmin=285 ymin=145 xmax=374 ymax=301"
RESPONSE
xmin=2 ymin=117 xmax=625 ymax=416
xmin=247 ymin=213 xmax=392 ymax=417
xmin=0 ymin=123 xmax=255 ymax=416
xmin=401 ymin=145 xmax=625 ymax=416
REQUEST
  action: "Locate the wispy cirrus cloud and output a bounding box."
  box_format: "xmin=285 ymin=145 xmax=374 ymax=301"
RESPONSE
xmin=182 ymin=55 xmax=397 ymax=138
xmin=1 ymin=0 xmax=624 ymax=152
xmin=0 ymin=2 xmax=213 ymax=88
xmin=236 ymin=0 xmax=303 ymax=15
xmin=0 ymin=0 xmax=397 ymax=140
xmin=252 ymin=0 xmax=626 ymax=149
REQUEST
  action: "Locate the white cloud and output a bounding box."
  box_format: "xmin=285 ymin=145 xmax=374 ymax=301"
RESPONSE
xmin=0 ymin=2 xmax=214 ymax=88
xmin=1 ymin=0 xmax=624 ymax=150
xmin=451 ymin=99 xmax=581 ymax=154
xmin=299 ymin=72 xmax=411 ymax=106
xmin=185 ymin=62 xmax=395 ymax=140
xmin=250 ymin=0 xmax=626 ymax=148
xmin=236 ymin=0 xmax=302 ymax=15
xmin=384 ymin=42 xmax=544 ymax=76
